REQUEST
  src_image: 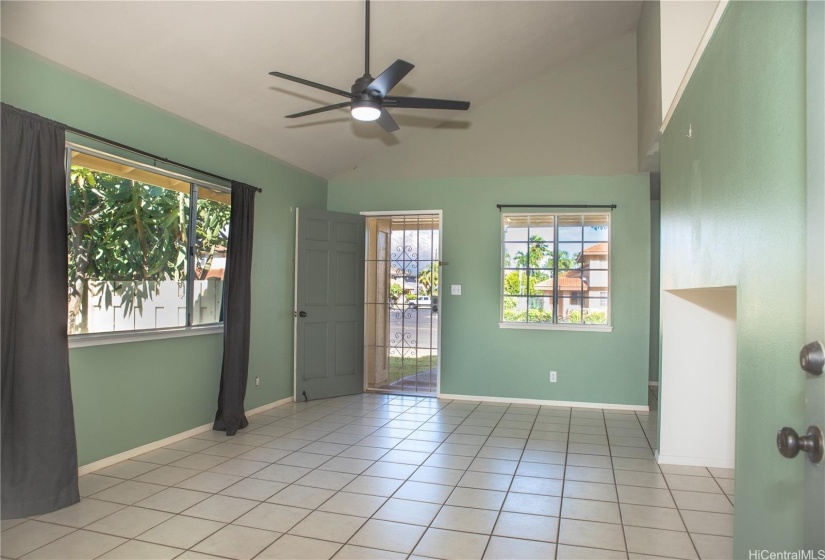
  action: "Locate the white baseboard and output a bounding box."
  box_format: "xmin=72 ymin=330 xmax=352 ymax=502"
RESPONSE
xmin=247 ymin=396 xmax=293 ymax=416
xmin=78 ymin=396 xmax=292 ymax=476
xmin=656 ymin=453 xmax=735 ymax=470
xmin=438 ymin=393 xmax=649 ymax=412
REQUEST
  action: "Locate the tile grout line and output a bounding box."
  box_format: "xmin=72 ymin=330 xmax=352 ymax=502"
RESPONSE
xmin=603 ymin=407 xmax=630 ymax=557
xmin=256 ymin=393 xmax=424 ymax=558
xmin=553 ymin=405 xmax=574 ymax=560
xmin=331 ymin=395 xmax=461 ymax=558
xmin=660 ymin=475 xmax=705 ymax=560
xmin=395 ymin=399 xmax=504 ymax=559
xmin=8 ymin=393 xmax=730 ymax=560
xmin=477 ymin=402 xmax=537 ymax=560
xmin=97 ymin=396 xmax=393 ymax=559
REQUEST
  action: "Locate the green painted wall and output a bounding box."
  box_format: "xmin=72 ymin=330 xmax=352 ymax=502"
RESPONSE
xmin=659 ymin=1 xmax=807 ymax=554
xmin=329 ymin=175 xmax=650 ymax=406
xmin=649 ymin=195 xmax=661 ymax=383
xmin=1 ymin=42 xmax=327 ymax=465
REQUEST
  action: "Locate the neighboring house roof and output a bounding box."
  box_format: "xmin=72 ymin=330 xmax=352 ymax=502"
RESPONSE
xmin=534 ymin=273 xmax=588 ymax=292
xmin=584 ymin=243 xmax=608 ymax=254
xmin=577 ymin=243 xmax=608 ymax=263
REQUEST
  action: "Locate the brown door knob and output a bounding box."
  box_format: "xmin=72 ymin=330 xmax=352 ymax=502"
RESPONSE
xmin=777 ymin=426 xmax=823 ymax=463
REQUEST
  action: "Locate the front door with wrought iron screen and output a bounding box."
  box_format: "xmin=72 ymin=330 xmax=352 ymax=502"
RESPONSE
xmin=365 ymin=214 xmax=440 ymax=396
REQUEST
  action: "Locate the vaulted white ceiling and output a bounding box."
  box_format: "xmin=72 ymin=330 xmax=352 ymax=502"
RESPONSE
xmin=1 ymin=1 xmax=641 ymax=179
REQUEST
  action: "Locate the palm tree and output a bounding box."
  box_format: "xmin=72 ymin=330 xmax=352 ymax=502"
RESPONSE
xmin=418 ymin=263 xmax=439 ymax=296
xmin=514 ymin=235 xmax=549 ymax=269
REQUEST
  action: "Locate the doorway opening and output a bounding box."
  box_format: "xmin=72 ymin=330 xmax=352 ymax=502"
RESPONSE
xmin=364 ymin=213 xmax=441 ymax=396
xmin=659 ymin=287 xmax=737 ymax=469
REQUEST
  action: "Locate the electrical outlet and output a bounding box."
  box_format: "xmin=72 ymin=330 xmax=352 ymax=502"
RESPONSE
xmin=255 ymin=377 xmax=260 ymax=387
xmin=549 ymin=371 xmax=557 ymax=383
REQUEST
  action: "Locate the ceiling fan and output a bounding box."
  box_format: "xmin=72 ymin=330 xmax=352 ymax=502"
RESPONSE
xmin=268 ymin=0 xmax=471 ymax=132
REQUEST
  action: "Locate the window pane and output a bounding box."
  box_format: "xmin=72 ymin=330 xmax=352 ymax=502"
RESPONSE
xmin=193 ymin=187 xmax=230 ymax=325
xmin=527 ymin=297 xmax=553 ymax=323
xmin=68 ymin=155 xmax=189 ymax=334
xmin=558 ymin=293 xmax=582 ymax=323
xmin=528 ymin=241 xmax=553 ymax=268
xmin=558 ymin=242 xmax=583 ymax=269
xmin=503 ymin=215 xmax=530 ymax=242
xmin=528 ymin=214 xmax=554 ymax=242
xmin=504 ymin=243 xmax=529 ymax=269
xmin=528 ymin=269 xmax=553 ymax=294
xmin=583 ymin=298 xmax=609 ymax=324
xmin=558 ymin=214 xmax=583 ymax=241
xmin=582 ymin=242 xmax=608 ymax=270
xmin=503 ymin=296 xmax=528 ymax=322
xmin=584 ymin=214 xmax=609 ymax=241
xmin=557 ymin=270 xmax=584 ymax=323
xmin=503 ymin=269 xmax=529 ymax=295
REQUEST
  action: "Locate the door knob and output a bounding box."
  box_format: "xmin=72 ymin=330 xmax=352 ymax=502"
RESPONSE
xmin=299 ymin=311 xmax=307 ymax=318
xmin=776 ymin=426 xmax=823 ymax=463
xmin=800 ymin=341 xmax=824 ymax=375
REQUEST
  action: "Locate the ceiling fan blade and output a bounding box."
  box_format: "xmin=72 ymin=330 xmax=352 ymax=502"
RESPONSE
xmin=366 ymin=59 xmax=415 ymax=97
xmin=285 ymin=102 xmax=352 ymax=119
xmin=269 ymin=71 xmax=354 ymax=99
xmin=383 ymin=96 xmax=470 ymax=111
xmin=375 ymin=109 xmax=399 ymax=132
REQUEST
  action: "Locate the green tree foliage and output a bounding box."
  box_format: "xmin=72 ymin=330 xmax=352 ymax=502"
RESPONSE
xmin=507 ymin=235 xmax=550 ymax=296
xmin=503 ymin=308 xmax=553 ymax=323
xmin=389 ymin=283 xmax=403 ymax=304
xmin=556 ymin=251 xmax=575 ymax=269
xmin=567 ymin=309 xmax=607 ymax=325
xmin=417 ymin=263 xmax=439 ymax=296
xmin=513 ymin=236 xmax=549 ymax=269
xmin=504 ymin=271 xmax=528 ymax=295
xmin=68 ymin=166 xmax=229 ymax=333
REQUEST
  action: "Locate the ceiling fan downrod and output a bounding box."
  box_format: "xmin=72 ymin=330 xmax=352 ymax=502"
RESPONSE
xmin=267 ymin=0 xmax=470 ymax=132
xmin=365 ymin=0 xmax=370 ymax=77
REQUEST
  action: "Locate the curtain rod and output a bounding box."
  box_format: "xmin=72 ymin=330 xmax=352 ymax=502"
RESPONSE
xmin=497 ymin=204 xmax=616 ymax=211
xmin=65 ymin=125 xmax=263 ymax=193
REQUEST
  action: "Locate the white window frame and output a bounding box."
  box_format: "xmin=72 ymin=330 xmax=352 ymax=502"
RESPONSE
xmin=65 ymin=143 xmax=231 ymax=347
xmin=499 ymin=211 xmax=613 ymax=333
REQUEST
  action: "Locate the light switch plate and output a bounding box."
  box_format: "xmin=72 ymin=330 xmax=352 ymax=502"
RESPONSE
xmin=451 ymin=285 xmax=462 ymax=295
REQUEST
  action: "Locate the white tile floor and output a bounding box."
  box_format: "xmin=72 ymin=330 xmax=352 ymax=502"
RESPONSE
xmin=1 ymin=387 xmax=734 ymax=560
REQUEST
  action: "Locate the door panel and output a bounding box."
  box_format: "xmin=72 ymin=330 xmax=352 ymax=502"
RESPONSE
xmin=806 ymin=1 xmax=825 ymax=550
xmin=336 ymin=251 xmax=358 ymax=305
xmin=305 ymin=250 xmax=330 ymax=305
xmin=295 ymin=209 xmax=365 ymax=401
xmin=335 ymin=322 xmax=358 ymax=375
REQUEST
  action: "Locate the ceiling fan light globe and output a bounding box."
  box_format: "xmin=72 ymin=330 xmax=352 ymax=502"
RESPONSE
xmin=351 ymin=103 xmax=381 ymax=122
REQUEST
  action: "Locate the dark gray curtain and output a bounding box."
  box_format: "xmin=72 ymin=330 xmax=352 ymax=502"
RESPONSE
xmin=213 ymin=181 xmax=257 ymax=436
xmin=1 ymin=104 xmax=80 ymax=518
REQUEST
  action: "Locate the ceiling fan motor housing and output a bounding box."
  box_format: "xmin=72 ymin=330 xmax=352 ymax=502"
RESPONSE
xmin=350 ymin=75 xmax=382 ymax=120
xmin=351 ymin=75 xmax=379 ymax=97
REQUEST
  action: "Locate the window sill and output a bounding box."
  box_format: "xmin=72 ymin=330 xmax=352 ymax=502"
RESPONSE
xmin=68 ymin=324 xmax=224 ymax=349
xmin=499 ymin=322 xmax=613 ymax=333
